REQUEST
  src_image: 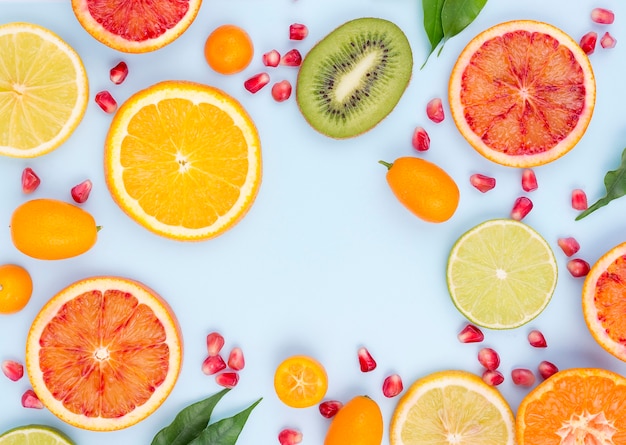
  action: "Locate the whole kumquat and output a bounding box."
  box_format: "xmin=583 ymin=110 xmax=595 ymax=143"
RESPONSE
xmin=324 ymin=395 xmax=383 ymax=445
xmin=204 ymin=24 xmax=254 ymax=75
xmin=0 ymin=264 xmax=33 ymax=314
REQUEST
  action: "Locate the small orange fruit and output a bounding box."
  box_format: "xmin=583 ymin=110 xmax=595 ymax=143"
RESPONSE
xmin=0 ymin=264 xmax=33 ymax=314
xmin=26 ymin=276 xmax=183 ymax=431
xmin=10 ymin=199 xmax=98 ymax=260
xmin=204 ymin=24 xmax=254 ymax=75
xmin=274 ymin=355 xmax=328 ymax=408
xmin=324 ymin=395 xmax=383 ymax=445
xmin=380 ymin=157 xmax=460 ymax=223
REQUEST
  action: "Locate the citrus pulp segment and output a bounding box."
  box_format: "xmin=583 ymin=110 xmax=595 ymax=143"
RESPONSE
xmin=390 ymin=370 xmax=515 ymax=445
xmin=0 ymin=425 xmax=75 ymax=445
xmin=448 ymin=20 xmax=595 ymax=167
xmin=71 ymin=0 xmax=202 ymax=53
xmin=446 ymin=219 xmax=557 ymax=329
xmin=274 ymin=355 xmax=328 ymax=408
xmin=0 ymin=22 xmax=88 ymax=158
xmin=516 ymin=368 xmax=626 ymax=444
xmin=25 ymin=276 xmax=183 ymax=431
xmin=104 ymin=80 xmax=262 ymax=241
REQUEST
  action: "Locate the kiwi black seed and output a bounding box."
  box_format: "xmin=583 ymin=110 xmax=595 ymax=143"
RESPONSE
xmin=296 ymin=17 xmax=413 ymax=139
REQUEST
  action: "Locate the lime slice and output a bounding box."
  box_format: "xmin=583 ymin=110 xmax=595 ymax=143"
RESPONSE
xmin=446 ymin=219 xmax=557 ymax=329
xmin=0 ymin=425 xmax=75 ymax=445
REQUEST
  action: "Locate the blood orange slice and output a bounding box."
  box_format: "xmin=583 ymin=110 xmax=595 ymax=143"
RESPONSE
xmin=25 ymin=276 xmax=183 ymax=431
xmin=71 ymin=0 xmax=202 ymax=53
xmin=449 ymin=20 xmax=595 ymax=167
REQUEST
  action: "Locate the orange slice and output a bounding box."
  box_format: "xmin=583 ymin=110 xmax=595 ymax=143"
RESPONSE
xmin=274 ymin=355 xmax=328 ymax=408
xmin=25 ymin=276 xmax=183 ymax=431
xmin=449 ymin=20 xmax=595 ymax=167
xmin=71 ymin=0 xmax=202 ymax=53
xmin=104 ymin=80 xmax=262 ymax=241
xmin=516 ymin=368 xmax=626 ymax=444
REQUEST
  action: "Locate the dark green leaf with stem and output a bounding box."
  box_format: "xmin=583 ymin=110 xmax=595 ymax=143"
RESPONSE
xmin=422 ymin=0 xmax=446 ymax=58
xmin=576 ymin=147 xmax=626 ymax=220
xmin=441 ymin=0 xmax=488 ymax=40
xmin=187 ymin=398 xmax=262 ymax=445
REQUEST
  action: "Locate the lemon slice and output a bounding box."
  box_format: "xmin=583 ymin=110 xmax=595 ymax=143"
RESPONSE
xmin=446 ymin=219 xmax=557 ymax=329
xmin=390 ymin=370 xmax=515 ymax=445
xmin=0 ymin=425 xmax=75 ymax=445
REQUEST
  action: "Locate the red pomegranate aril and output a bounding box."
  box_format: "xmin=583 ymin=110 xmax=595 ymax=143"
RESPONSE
xmin=21 ymin=167 xmax=41 ymax=194
xmin=580 ymin=31 xmax=598 ymax=55
xmin=591 ymin=7 xmax=615 ymax=24
xmin=215 ymin=371 xmax=239 ymax=388
xmin=95 ymin=90 xmax=117 ymax=113
xmin=206 ymin=332 xmax=225 ymax=356
xmin=2 ymin=360 xmax=24 ymax=381
xmin=567 ymin=258 xmax=590 ymax=278
xmin=272 ymin=80 xmax=292 ymax=102
xmin=511 ymin=196 xmax=533 ymax=221
xmin=600 ymin=32 xmax=617 ymax=49
xmin=571 ymin=189 xmax=588 ymax=211
xmin=482 ymin=369 xmax=504 ymax=386
xmin=477 ymin=348 xmax=500 ymax=371
xmin=469 ymin=174 xmax=496 ymax=193
xmin=521 ymin=169 xmax=538 ymax=192
xmin=382 ymin=374 xmax=403 ymax=398
xmin=511 ymin=368 xmax=536 ymax=387
xmin=357 ymin=347 xmax=377 ymax=372
xmin=202 ymin=354 xmax=227 ymax=375
xmin=227 ymin=347 xmax=245 ymax=371
xmin=426 ymin=98 xmax=444 ymax=123
xmin=110 ymin=61 xmax=128 ymax=84
xmin=262 ymin=50 xmax=281 ymax=67
xmin=528 ymin=329 xmax=547 ymax=348
xmin=457 ymin=324 xmax=484 ymax=343
xmin=412 ymin=127 xmax=430 ymax=152
xmin=289 ymin=23 xmax=308 ymax=40
xmin=538 ymin=360 xmax=559 ymax=380
xmin=557 ymin=237 xmax=580 ymax=257
xmin=21 ymin=389 xmax=43 ymax=409
xmin=279 ymin=428 xmax=303 ymax=445
xmin=319 ymin=400 xmax=343 ymax=418
xmin=280 ymin=49 xmax=302 ymax=67
xmin=244 ymin=72 xmax=270 ymax=93
xmin=71 ymin=179 xmax=92 ymax=204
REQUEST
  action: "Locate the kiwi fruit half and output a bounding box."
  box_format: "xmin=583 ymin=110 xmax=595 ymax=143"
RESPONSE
xmin=296 ymin=17 xmax=413 ymax=139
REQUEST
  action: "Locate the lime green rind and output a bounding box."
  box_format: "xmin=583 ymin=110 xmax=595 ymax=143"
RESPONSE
xmin=0 ymin=425 xmax=75 ymax=445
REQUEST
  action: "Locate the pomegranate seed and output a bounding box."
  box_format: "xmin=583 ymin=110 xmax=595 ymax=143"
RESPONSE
xmin=382 ymin=374 xmax=404 ymax=398
xmin=71 ymin=179 xmax=92 ymax=204
xmin=528 ymin=329 xmax=547 ymax=348
xmin=357 ymin=347 xmax=377 ymax=372
xmin=109 ymin=61 xmax=128 ymax=84
xmin=482 ymin=369 xmax=504 ymax=386
xmin=280 ymin=49 xmax=302 ymax=67
xmin=95 ymin=90 xmax=117 ymax=113
xmin=511 ymin=196 xmax=533 ymax=221
xmin=469 ymin=174 xmax=496 ymax=193
xmin=426 ymin=98 xmax=445 ymax=123
xmin=202 ymin=355 xmax=227 ymax=375
xmin=511 ymin=368 xmax=536 ymax=387
xmin=567 ymin=258 xmax=590 ymax=278
xmin=457 ymin=324 xmax=484 ymax=343
xmin=21 ymin=167 xmax=41 ymax=194
xmin=591 ymin=7 xmax=614 ymax=24
xmin=215 ymin=371 xmax=239 ymax=388
xmin=2 ymin=360 xmax=24 ymax=381
xmin=538 ymin=360 xmax=559 ymax=380
xmin=580 ymin=31 xmax=598 ymax=55
xmin=289 ymin=23 xmax=308 ymax=40
xmin=600 ymin=32 xmax=617 ymax=49
xmin=278 ymin=428 xmax=303 ymax=445
xmin=558 ymin=237 xmax=580 ymax=257
xmin=571 ymin=189 xmax=588 ymax=211
xmin=21 ymin=389 xmax=44 ymax=409
xmin=244 ymin=72 xmax=270 ymax=93
xmin=206 ymin=332 xmax=225 ymax=356
xmin=272 ymin=80 xmax=292 ymax=102
xmin=521 ymin=169 xmax=538 ymax=192
xmin=411 ymin=127 xmax=430 ymax=152
xmin=477 ymin=348 xmax=500 ymax=371
xmin=227 ymin=347 xmax=245 ymax=371
xmin=319 ymin=400 xmax=343 ymax=418
xmin=262 ymin=50 xmax=281 ymax=67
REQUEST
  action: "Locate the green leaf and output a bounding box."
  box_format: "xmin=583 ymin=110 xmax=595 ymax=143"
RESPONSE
xmin=187 ymin=398 xmax=262 ymax=445
xmin=422 ymin=0 xmax=446 ymax=53
xmin=576 ymin=147 xmax=626 ymax=220
xmin=151 ymin=389 xmax=230 ymax=445
xmin=441 ymin=0 xmax=488 ymax=39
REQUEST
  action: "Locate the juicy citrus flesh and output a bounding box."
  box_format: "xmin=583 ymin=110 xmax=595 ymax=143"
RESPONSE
xmin=0 ymin=264 xmax=33 ymax=314
xmin=0 ymin=424 xmax=75 ymax=445
xmin=71 ymin=0 xmax=202 ymax=53
xmin=274 ymin=355 xmax=328 ymax=408
xmin=104 ymin=80 xmax=262 ymax=241
xmin=0 ymin=22 xmax=88 ymax=158
xmin=516 ymin=368 xmax=626 ymax=444
xmin=324 ymin=395 xmax=383 ymax=445
xmin=449 ymin=20 xmax=595 ymax=167
xmin=390 ymin=370 xmax=515 ymax=445
xmin=204 ymin=25 xmax=254 ymax=75
xmin=583 ymin=242 xmax=626 ymax=361
xmin=447 ymin=219 xmax=557 ymax=329
xmin=25 ymin=276 xmax=183 ymax=431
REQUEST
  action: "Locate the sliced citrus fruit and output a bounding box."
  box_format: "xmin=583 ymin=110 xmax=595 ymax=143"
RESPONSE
xmin=516 ymin=368 xmax=626 ymax=444
xmin=274 ymin=355 xmax=328 ymax=408
xmin=104 ymin=80 xmax=262 ymax=241
xmin=449 ymin=20 xmax=595 ymax=167
xmin=390 ymin=370 xmax=515 ymax=445
xmin=583 ymin=242 xmax=626 ymax=361
xmin=71 ymin=0 xmax=202 ymax=53
xmin=446 ymin=219 xmax=557 ymax=329
xmin=0 ymin=424 xmax=75 ymax=445
xmin=0 ymin=22 xmax=88 ymax=158
xmin=25 ymin=276 xmax=183 ymax=431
